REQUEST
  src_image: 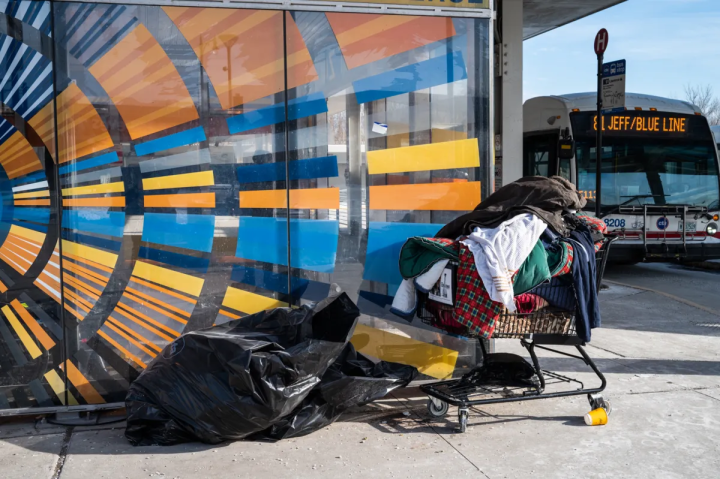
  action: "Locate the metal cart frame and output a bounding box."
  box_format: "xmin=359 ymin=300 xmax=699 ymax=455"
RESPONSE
xmin=419 ymin=237 xmax=617 ymax=432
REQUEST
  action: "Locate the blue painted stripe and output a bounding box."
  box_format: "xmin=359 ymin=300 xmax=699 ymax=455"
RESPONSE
xmin=62 ymin=230 xmax=122 ymax=252
xmin=138 ymin=246 xmax=209 ymax=274
xmin=11 ymin=220 xmax=46 ymax=233
xmin=141 ymin=212 xmax=215 ymax=253
xmin=58 ymin=151 xmax=119 ymax=176
xmin=236 ymin=156 xmax=338 ymax=184
xmin=226 ymin=92 xmax=328 ymax=135
xmin=84 ymin=17 xmax=138 ymax=68
xmin=13 ymin=207 xmax=50 ymax=223
xmin=353 ymin=51 xmax=467 ymax=105
xmin=11 ymin=170 xmax=46 ymax=186
xmin=134 ymin=126 xmax=206 ymax=157
xmin=231 ymin=265 xmax=315 ymax=296
xmin=235 ymin=217 xmax=338 ymax=273
xmin=62 ymin=209 xmax=125 ymax=238
xmin=363 ymin=222 xmax=445 ymax=285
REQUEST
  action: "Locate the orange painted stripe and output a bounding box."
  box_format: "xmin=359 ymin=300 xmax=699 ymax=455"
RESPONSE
xmin=369 ymin=182 xmax=481 ymax=211
xmin=112 ymin=307 xmax=176 ymax=343
xmin=98 ymin=330 xmax=147 ymax=369
xmin=0 ymin=251 xmax=27 ymax=274
xmin=123 ymin=291 xmax=188 ymax=325
xmin=64 ymin=275 xmax=102 ymax=299
xmin=5 ymin=234 xmax=42 ymax=255
xmin=104 ymin=320 xmax=158 ymax=358
xmin=0 ymin=279 xmax=7 ymax=293
xmin=62 ymin=360 xmax=106 ymax=404
xmin=239 ymin=188 xmax=340 ymax=209
xmin=11 ymin=300 xmax=55 ymax=351
xmin=15 ymin=199 xmax=50 ymax=206
xmin=130 ymin=276 xmax=196 ymax=305
xmin=115 ymin=301 xmax=180 ymax=339
xmin=326 ymin=14 xmax=455 ymax=70
xmin=0 ymin=243 xmax=35 ymax=267
xmin=125 ymin=286 xmax=191 ymax=318
xmin=144 ymin=192 xmax=215 ymax=208
xmin=64 ymin=197 xmax=125 ymax=207
xmin=218 ymin=309 xmax=241 ymax=321
xmin=107 ymin=316 xmax=163 ymax=353
xmin=34 ymin=274 xmax=60 ymax=301
xmin=63 ymin=262 xmax=109 ymax=287
xmin=64 ymin=298 xmax=90 ymax=320
xmin=63 ymin=258 xmax=110 ymax=282
xmin=64 ymin=289 xmax=94 ymax=311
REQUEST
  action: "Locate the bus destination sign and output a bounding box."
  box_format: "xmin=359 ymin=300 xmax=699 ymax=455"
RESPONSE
xmin=594 ymin=114 xmax=687 ymax=134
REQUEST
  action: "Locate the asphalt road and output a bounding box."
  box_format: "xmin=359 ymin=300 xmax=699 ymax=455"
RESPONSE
xmin=604 ymin=262 xmax=720 ymax=313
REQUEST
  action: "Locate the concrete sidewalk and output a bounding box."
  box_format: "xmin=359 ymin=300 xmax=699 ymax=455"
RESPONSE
xmin=2 ymin=283 xmax=720 ymax=479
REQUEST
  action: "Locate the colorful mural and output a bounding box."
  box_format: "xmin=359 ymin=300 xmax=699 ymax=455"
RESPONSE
xmin=0 ymin=1 xmax=490 ymax=410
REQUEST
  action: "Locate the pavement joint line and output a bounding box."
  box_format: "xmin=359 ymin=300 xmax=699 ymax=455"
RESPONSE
xmin=624 ymin=386 xmax=720 ymax=396
xmin=692 ymin=389 xmax=720 ymax=403
xmin=586 ymin=343 xmax=628 ymax=358
xmin=390 ymin=392 xmax=490 ymax=478
xmin=603 ymin=279 xmax=720 ymax=317
xmin=50 ymin=427 xmax=74 ymax=479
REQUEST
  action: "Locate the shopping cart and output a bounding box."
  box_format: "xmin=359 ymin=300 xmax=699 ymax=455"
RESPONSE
xmin=417 ymin=236 xmax=617 ymax=432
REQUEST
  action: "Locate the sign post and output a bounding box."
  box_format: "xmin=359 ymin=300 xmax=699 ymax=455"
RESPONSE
xmin=594 ymin=29 xmax=608 ymax=218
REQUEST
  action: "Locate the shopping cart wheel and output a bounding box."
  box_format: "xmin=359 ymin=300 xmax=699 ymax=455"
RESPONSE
xmin=427 ymin=398 xmax=449 ymax=418
xmin=458 ymin=408 xmax=469 ymax=433
xmin=587 ymin=393 xmax=609 ymax=411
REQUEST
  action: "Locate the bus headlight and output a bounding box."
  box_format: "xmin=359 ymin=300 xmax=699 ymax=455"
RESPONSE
xmin=707 ymin=223 xmax=718 ymax=235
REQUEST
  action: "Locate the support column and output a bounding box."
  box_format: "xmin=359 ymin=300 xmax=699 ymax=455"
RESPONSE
xmin=501 ymin=0 xmax=524 ymax=185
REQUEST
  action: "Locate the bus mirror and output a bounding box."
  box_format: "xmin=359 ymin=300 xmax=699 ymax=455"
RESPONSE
xmin=558 ymin=138 xmax=575 ymax=160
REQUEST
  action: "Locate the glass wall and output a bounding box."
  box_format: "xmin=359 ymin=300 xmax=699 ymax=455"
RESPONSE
xmin=0 ymin=1 xmax=490 ymax=410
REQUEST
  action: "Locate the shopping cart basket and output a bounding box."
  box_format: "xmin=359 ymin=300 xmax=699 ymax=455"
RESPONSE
xmin=418 ymin=236 xmax=617 ymax=432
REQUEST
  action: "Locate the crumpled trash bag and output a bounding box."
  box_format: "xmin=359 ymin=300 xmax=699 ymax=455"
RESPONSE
xmin=259 ymin=342 xmax=417 ymax=440
xmin=125 ymin=292 xmax=415 ymax=445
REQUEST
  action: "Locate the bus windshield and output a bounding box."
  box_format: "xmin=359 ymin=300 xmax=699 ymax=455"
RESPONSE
xmin=571 ymin=112 xmax=720 ymax=212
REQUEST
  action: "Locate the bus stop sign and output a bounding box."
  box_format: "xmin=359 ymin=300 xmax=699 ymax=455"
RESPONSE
xmin=595 ymin=29 xmax=609 ymax=57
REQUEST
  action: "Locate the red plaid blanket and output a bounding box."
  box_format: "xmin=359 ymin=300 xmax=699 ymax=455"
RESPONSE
xmin=453 ymin=243 xmax=503 ymax=338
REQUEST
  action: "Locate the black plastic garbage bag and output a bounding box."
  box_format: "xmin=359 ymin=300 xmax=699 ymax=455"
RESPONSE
xmin=259 ymin=342 xmax=417 ymax=440
xmin=125 ymin=292 xmax=361 ymax=446
xmin=125 ymin=292 xmax=416 ymax=446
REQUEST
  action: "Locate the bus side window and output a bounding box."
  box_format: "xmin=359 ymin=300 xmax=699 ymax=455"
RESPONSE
xmin=523 ymin=132 xmax=558 ymax=177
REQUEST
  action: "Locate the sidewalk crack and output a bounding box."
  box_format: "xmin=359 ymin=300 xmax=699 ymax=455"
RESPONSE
xmin=51 ymin=427 xmax=74 ymax=479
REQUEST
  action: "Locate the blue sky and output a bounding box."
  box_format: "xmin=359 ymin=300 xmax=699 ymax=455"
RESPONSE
xmin=523 ymin=0 xmax=720 ymax=101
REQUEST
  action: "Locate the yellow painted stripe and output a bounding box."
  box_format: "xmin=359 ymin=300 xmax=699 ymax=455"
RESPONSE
xmin=367 ymin=138 xmax=480 ymax=175
xmin=14 ymin=189 xmax=49 ymax=199
xmin=63 ymin=360 xmax=106 ymax=404
xmin=44 ymin=370 xmax=79 ymax=406
xmin=10 ymin=224 xmax=45 ymax=244
xmin=351 ymin=324 xmax=458 ymax=380
xmin=142 ymin=170 xmax=214 ymax=191
xmin=61 ymin=240 xmax=118 ymax=269
xmin=239 ymin=188 xmax=340 ymax=209
xmin=11 ymin=300 xmax=55 ymax=351
xmin=222 ymin=286 xmax=287 ymax=315
xmin=2 ymin=305 xmax=42 ymax=359
xmin=132 ymin=260 xmax=204 ymax=297
xmin=62 ymin=182 xmax=124 ymax=196
xmin=370 ymin=182 xmax=480 ymax=211
xmin=144 ymin=192 xmax=216 ymax=208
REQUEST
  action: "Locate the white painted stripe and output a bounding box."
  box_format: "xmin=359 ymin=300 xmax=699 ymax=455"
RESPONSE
xmin=36 ymin=278 xmax=60 ymax=300
xmin=32 ymin=2 xmax=50 ymax=31
xmin=22 ymin=84 xmax=52 ymax=117
xmin=0 ymin=252 xmax=28 ymax=273
xmin=0 ymin=44 xmax=28 ymax=93
xmin=13 ymin=181 xmax=48 ymax=192
xmin=5 ymin=51 xmax=41 ymax=103
xmin=13 ymin=62 xmax=51 ymax=108
xmin=43 ymin=269 xmax=60 ymax=284
xmin=14 ymin=0 xmax=29 ymax=21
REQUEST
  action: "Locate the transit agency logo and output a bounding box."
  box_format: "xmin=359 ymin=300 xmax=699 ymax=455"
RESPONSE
xmin=656 ymin=217 xmax=669 ymax=230
xmin=163 ymin=337 xmax=185 ymax=359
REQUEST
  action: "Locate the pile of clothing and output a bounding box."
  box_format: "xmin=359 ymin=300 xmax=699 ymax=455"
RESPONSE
xmin=391 ymin=176 xmax=607 ymax=342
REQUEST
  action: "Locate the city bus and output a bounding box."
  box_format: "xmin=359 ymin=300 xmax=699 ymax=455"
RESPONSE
xmin=523 ymin=93 xmax=720 ymax=263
